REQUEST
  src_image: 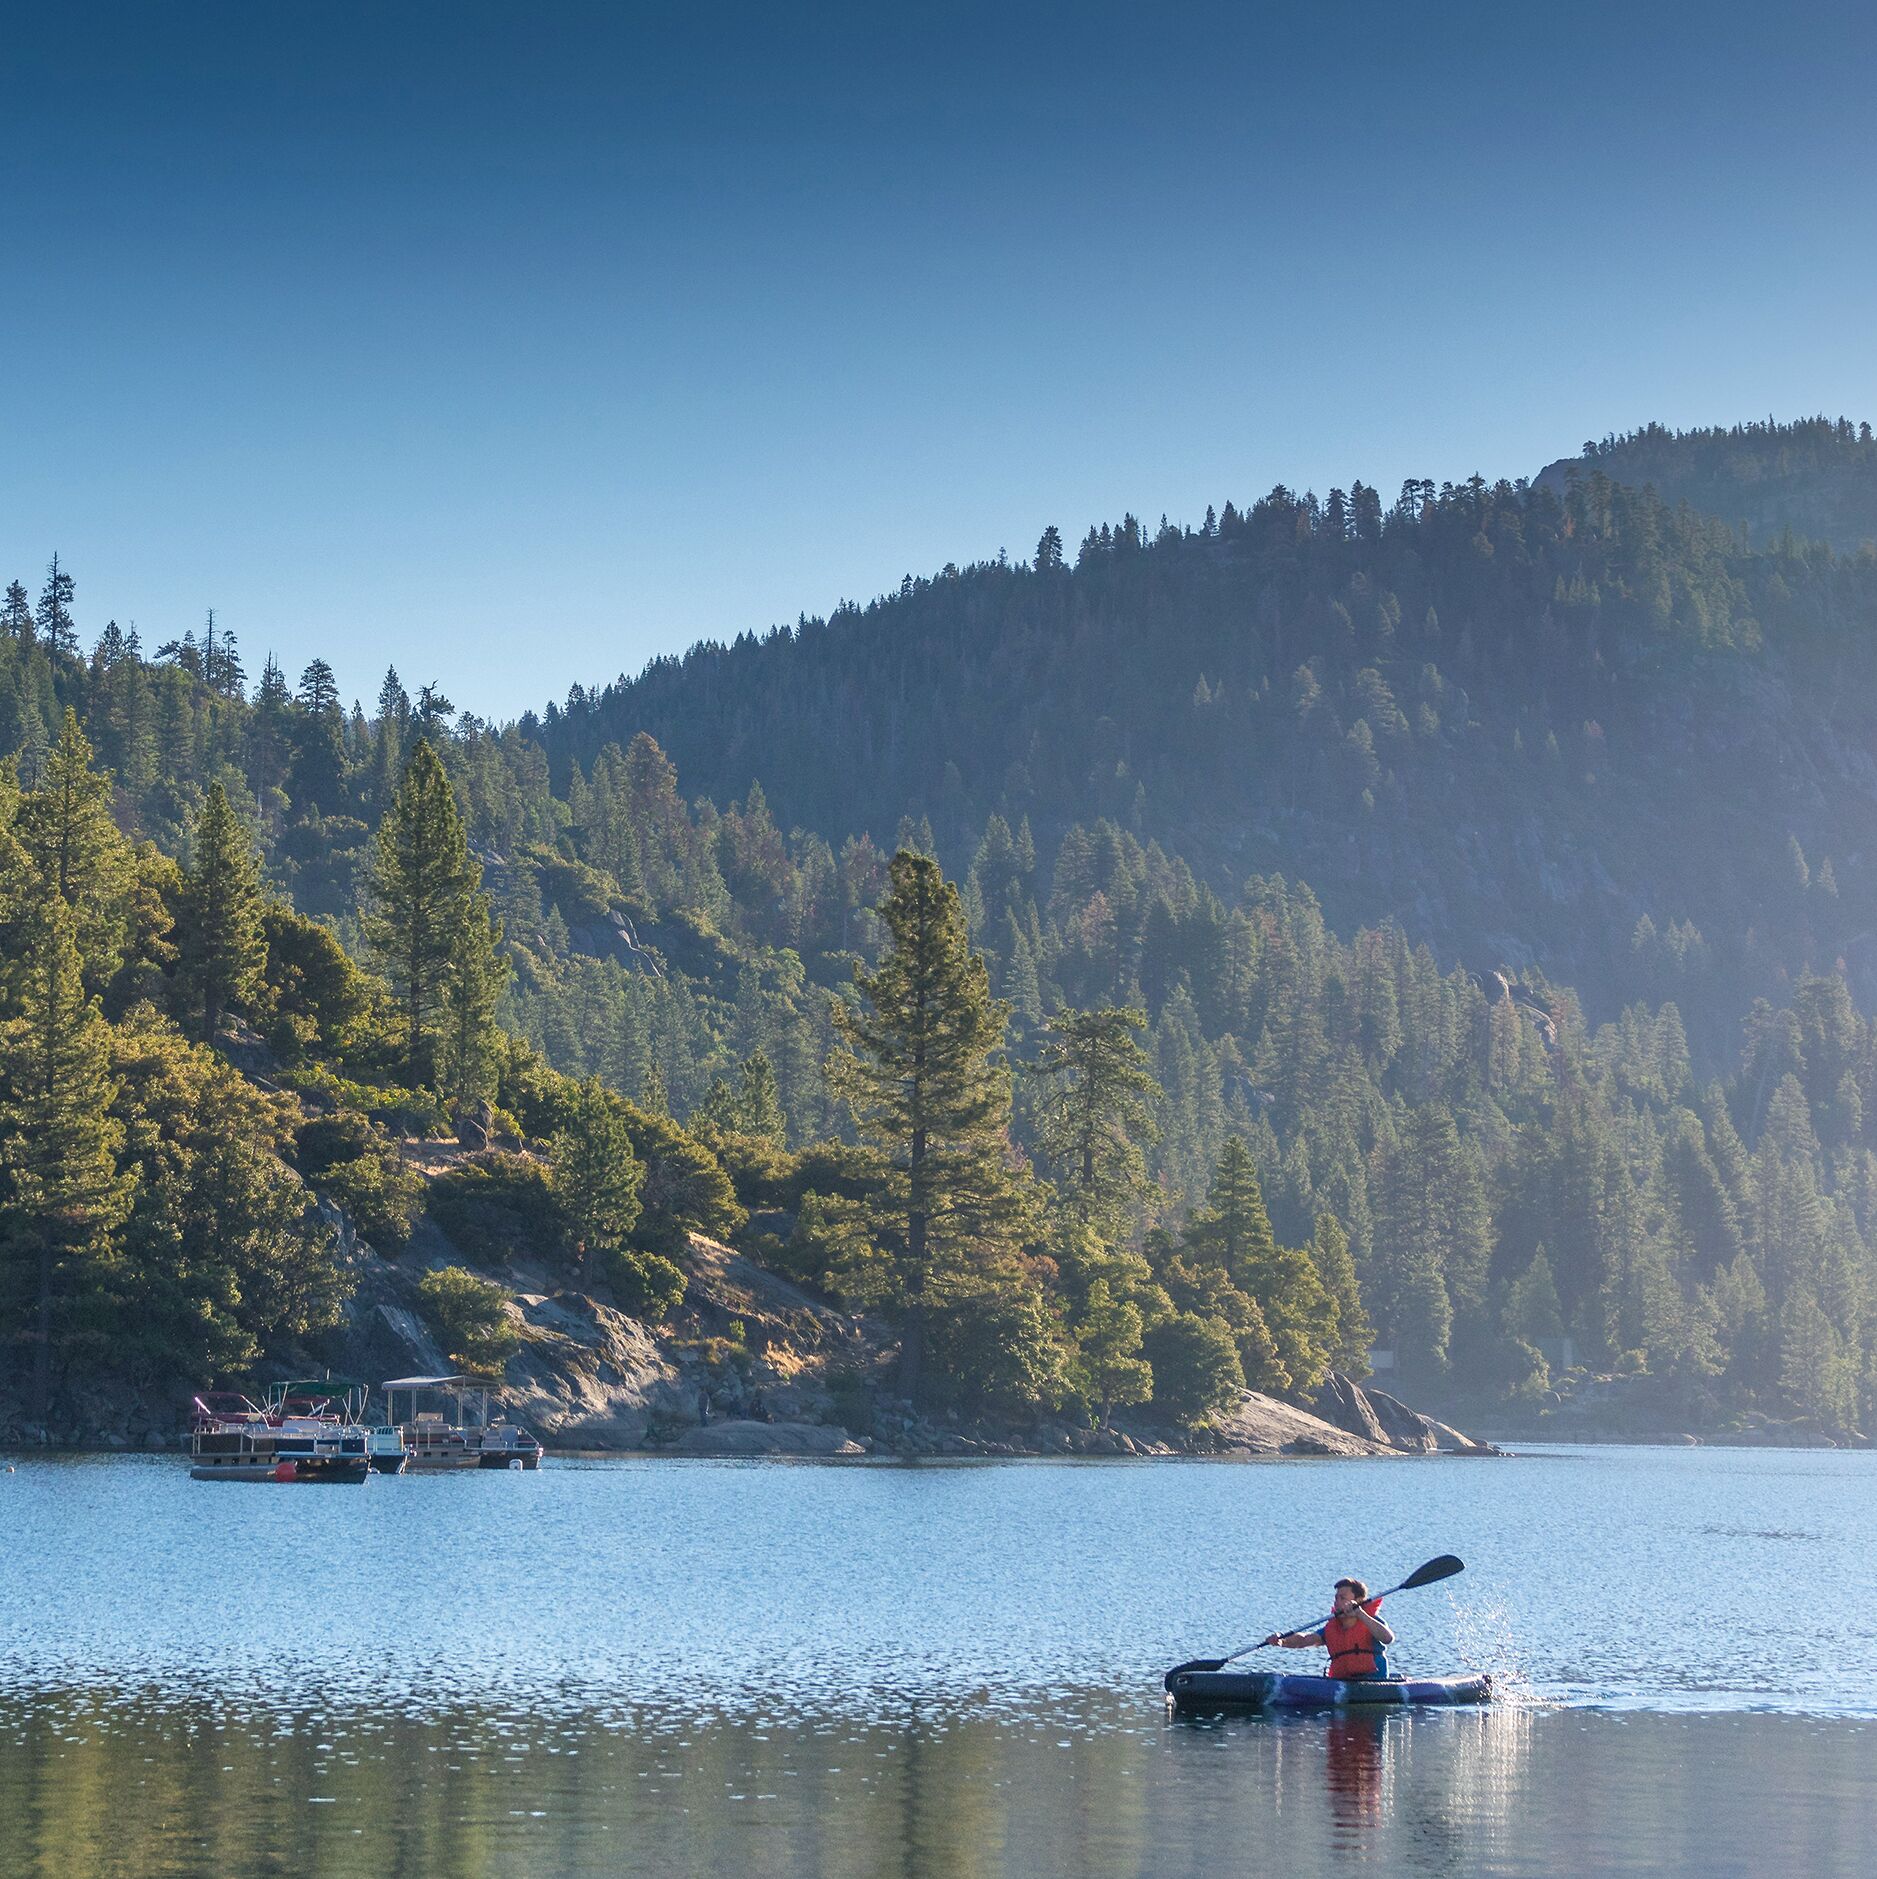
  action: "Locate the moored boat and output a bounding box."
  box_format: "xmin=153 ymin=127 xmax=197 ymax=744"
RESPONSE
xmin=188 ymin=1388 xmax=372 ymax=1483
xmin=187 ymin=1377 xmax=407 ymax=1481
xmin=384 ymin=1376 xmax=543 ymax=1471
xmin=268 ymin=1380 xmax=407 ymax=1475
xmin=1164 ymin=1667 xmax=1491 ymax=1712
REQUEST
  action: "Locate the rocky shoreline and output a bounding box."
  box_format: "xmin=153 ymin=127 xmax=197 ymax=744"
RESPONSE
xmin=0 ymin=1226 xmax=1499 ymax=1463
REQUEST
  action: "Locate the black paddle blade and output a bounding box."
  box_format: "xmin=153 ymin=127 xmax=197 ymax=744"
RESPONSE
xmin=1397 ymin=1553 xmax=1464 ymax=1591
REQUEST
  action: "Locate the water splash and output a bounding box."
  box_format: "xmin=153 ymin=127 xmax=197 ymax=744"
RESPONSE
xmin=1442 ymin=1589 xmax=1541 ymax=1707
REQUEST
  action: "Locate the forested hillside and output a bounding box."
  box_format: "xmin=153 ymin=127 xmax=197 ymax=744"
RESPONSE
xmin=1540 ymin=417 xmax=1877 ymax=556
xmin=7 ymin=422 xmax=1877 ymax=1442
xmin=525 ymin=455 xmax=1877 ymax=1058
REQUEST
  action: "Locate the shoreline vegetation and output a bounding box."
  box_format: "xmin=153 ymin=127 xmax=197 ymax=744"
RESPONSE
xmin=6 ymin=422 xmax=1877 ymax=1453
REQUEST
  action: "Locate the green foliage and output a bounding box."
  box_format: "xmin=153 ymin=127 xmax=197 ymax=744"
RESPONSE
xmin=418 ymin=1265 xmax=519 ymax=1373
xmin=111 ymin=1007 xmax=341 ymax=1382
xmin=294 ymin=1108 xmax=424 ymax=1247
xmin=259 ymin=905 xmax=373 ymax=1062
xmin=549 ymin=1077 xmax=645 ymax=1272
xmin=1141 ymin=1311 xmax=1245 ymax=1424
xmin=302 ymin=1120 xmax=424 ymax=1249
xmin=20 ymin=443 xmax=1877 ymax=1431
xmin=598 ymin=1245 xmax=686 ymax=1322
xmin=0 ymin=897 xmax=135 ymax=1418
xmin=441 ymin=890 xmax=507 ymax=1124
xmin=364 ymin=738 xmax=484 ymax=1089
xmin=1310 ymin=1213 xmax=1373 ymax=1376
xmin=1034 ymin=1005 xmax=1160 ymax=1237
xmin=176 ymin=781 xmax=265 ymax=1041
xmin=14 ymin=710 xmax=131 ymax=983
xmin=921 ymin=1254 xmax=1072 ymax=1415
xmin=1072 ymin=1277 xmax=1153 ymax=1426
xmin=1179 ymin=1138 xmax=1339 ymax=1393
xmin=828 ymin=851 xmax=1043 ymax=1403
xmin=426 ymin=1150 xmax=564 ymax=1267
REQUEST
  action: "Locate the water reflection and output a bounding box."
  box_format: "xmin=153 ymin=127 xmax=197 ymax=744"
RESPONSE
xmin=5 ymin=1682 xmax=1875 ymax=1877
xmin=1323 ymin=1711 xmax=1388 ymax=1838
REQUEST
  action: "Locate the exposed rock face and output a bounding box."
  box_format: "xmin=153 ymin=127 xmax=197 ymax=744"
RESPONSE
xmin=1311 ymin=1372 xmax=1498 ymax=1455
xmin=504 ymin=1292 xmax=694 ymax=1448
xmin=669 ymin=1420 xmax=866 ymax=1457
xmin=1208 ymin=1390 xmax=1397 ymax=1457
xmin=455 ymin=1099 xmax=494 ymax=1151
xmin=1312 ymin=1373 xmax=1394 ymax=1447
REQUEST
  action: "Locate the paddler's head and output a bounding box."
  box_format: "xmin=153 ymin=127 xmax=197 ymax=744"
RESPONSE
xmin=1331 ymin=1577 xmax=1370 ymax=1615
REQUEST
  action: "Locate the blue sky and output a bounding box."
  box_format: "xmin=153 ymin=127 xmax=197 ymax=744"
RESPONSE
xmin=4 ymin=1 xmax=1874 ymax=716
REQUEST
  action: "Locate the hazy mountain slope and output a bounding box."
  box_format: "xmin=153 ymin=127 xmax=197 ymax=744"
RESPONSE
xmin=538 ymin=468 xmax=1877 ymax=1053
xmin=1537 ymin=417 xmax=1877 ymax=554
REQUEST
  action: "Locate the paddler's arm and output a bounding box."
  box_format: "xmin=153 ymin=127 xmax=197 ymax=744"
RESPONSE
xmin=1352 ymin=1605 xmax=1395 ymax=1646
xmin=1261 ymin=1628 xmax=1326 ymax=1649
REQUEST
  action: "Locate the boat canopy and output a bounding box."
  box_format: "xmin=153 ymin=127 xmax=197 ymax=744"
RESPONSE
xmin=382 ymin=1375 xmax=468 ymax=1391
xmin=275 ymin=1377 xmax=374 ymax=1397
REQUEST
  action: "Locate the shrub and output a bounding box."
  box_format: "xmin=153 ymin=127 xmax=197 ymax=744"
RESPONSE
xmin=295 ymin=1110 xmax=424 ymax=1247
xmin=599 ymin=1245 xmax=686 ymax=1322
xmin=1144 ymin=1312 xmax=1245 ymax=1424
xmin=419 ymin=1265 xmax=519 ymax=1372
xmin=427 ymin=1150 xmax=563 ymax=1267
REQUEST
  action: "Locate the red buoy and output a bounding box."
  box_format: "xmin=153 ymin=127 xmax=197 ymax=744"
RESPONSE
xmin=273 ymin=1460 xmax=296 ymax=1482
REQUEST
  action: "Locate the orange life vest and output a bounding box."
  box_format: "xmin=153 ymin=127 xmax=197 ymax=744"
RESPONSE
xmin=1323 ymin=1598 xmax=1383 ymax=1678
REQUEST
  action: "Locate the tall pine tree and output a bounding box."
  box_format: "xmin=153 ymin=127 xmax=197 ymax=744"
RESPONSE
xmin=0 ymin=899 xmax=134 ymax=1424
xmin=177 ymin=781 xmax=266 ymax=1042
xmin=829 ymin=850 xmax=1041 ymax=1403
xmin=364 ymin=737 xmax=478 ymax=1089
xmin=1034 ymin=1005 xmax=1160 ymax=1237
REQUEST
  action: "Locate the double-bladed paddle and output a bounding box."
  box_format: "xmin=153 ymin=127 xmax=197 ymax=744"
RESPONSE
xmin=1165 ymin=1553 xmax=1466 ymax=1680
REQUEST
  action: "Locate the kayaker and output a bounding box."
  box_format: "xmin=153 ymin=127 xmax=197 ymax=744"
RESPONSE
xmin=1261 ymin=1577 xmax=1394 ymax=1679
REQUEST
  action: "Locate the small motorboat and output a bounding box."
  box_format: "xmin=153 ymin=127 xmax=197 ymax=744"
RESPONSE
xmin=1164 ymin=1667 xmax=1492 ymax=1712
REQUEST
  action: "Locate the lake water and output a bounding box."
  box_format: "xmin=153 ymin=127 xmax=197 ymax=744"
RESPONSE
xmin=4 ymin=1444 xmax=1877 ymax=1875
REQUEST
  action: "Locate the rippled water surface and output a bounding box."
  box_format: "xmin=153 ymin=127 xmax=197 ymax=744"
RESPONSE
xmin=4 ymin=1444 xmax=1877 ymax=1874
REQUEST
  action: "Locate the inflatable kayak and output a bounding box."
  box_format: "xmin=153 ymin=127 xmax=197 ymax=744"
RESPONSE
xmin=1164 ymin=1667 xmax=1491 ymax=1712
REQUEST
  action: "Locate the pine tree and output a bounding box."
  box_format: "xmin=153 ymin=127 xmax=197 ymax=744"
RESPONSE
xmin=440 ymin=890 xmax=507 ymax=1125
xmin=735 ymin=1048 xmax=788 ymax=1145
xmin=828 ymin=850 xmax=1039 ymax=1402
xmin=0 ymin=899 xmax=134 ymax=1424
xmin=549 ymin=1078 xmax=645 ymax=1276
xmin=1074 ymin=1277 xmax=1153 ymax=1426
xmin=363 ymin=737 xmax=477 ymax=1089
xmin=250 ymin=655 xmax=293 ymax=800
xmin=1184 ymin=1136 xmax=1276 ymax=1271
xmin=35 ymin=553 xmax=77 ymax=658
xmin=1 ymin=580 xmax=32 ymax=642
xmin=1183 ymin=1136 xmax=1336 ymax=1391
xmin=1311 ymin=1212 xmax=1374 ymax=1374
xmin=297 ymin=659 xmax=340 ymax=717
xmin=177 ymin=782 xmax=266 ymax=1042
xmin=1035 ymin=1005 xmax=1161 ymax=1237
xmin=14 ymin=711 xmax=131 ymax=982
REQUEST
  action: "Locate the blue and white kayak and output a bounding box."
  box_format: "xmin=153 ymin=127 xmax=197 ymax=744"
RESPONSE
xmin=1165 ymin=1668 xmax=1491 ymax=1712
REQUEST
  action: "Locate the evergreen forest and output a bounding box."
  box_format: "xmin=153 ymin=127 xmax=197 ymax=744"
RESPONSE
xmin=7 ymin=416 xmax=1877 ymax=1439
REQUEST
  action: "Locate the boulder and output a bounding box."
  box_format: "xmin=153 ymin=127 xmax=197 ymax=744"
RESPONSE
xmin=1313 ymin=1373 xmax=1392 ymax=1446
xmin=670 ymin=1420 xmax=866 ymax=1457
xmin=1351 ymin=1383 xmax=1444 ymax=1453
xmin=1312 ymin=1373 xmax=1499 ymax=1454
xmin=456 ymin=1099 xmax=494 ymax=1151
xmin=1210 ymin=1389 xmax=1396 ymax=1457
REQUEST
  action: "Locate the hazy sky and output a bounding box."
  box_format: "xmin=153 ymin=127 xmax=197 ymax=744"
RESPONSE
xmin=5 ymin=1 xmax=1874 ymax=716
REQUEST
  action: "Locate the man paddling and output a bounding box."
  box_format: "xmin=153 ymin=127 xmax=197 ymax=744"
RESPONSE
xmin=1261 ymin=1576 xmax=1394 ymax=1679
